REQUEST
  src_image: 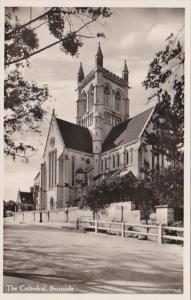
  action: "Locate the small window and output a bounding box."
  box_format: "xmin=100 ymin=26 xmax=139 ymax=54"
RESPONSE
xmin=117 ymin=154 xmax=120 ymax=167
xmin=115 ymin=91 xmax=121 ymax=112
xmin=88 ymin=84 xmax=94 ymax=110
xmin=82 ymin=91 xmax=87 ymax=114
xmin=101 ymin=159 xmax=104 ymax=172
xmin=104 ymin=112 xmax=108 ymax=124
xmin=105 ymin=158 xmax=107 ymax=170
xmin=49 ymin=150 xmax=57 ymax=189
xmin=104 ymin=84 xmax=111 ymax=106
xmin=113 ymin=155 xmax=115 ymax=168
xmin=126 ymin=151 xmax=129 ymax=165
xmin=130 ymin=148 xmax=133 ymax=164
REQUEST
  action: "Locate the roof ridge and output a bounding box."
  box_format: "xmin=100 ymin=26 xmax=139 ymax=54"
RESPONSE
xmin=56 ymin=117 xmax=93 ymax=153
xmin=56 ymin=117 xmax=89 ymax=130
xmin=102 ymin=106 xmax=155 ymax=152
xmin=130 ymin=106 xmax=155 ymax=120
xmin=111 ymin=106 xmax=154 ymax=131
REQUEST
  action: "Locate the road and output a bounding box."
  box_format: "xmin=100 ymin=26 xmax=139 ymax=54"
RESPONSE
xmin=3 ymin=223 xmax=183 ymax=294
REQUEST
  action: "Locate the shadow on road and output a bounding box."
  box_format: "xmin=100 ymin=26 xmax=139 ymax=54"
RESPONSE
xmin=3 ymin=224 xmax=183 ymax=294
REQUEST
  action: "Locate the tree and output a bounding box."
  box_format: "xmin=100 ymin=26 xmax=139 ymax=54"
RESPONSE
xmin=139 ymin=161 xmax=183 ymax=211
xmin=5 ymin=7 xmax=112 ymax=159
xmin=132 ymin=179 xmax=156 ymax=223
xmin=3 ymin=201 xmax=7 ymax=218
xmin=79 ymin=172 xmax=137 ymax=219
xmin=142 ymin=30 xmax=184 ymax=166
xmin=4 ymin=70 xmax=49 ymax=159
xmin=150 ymin=166 xmax=183 ymax=208
xmin=5 ymin=7 xmax=111 ymax=67
xmin=79 ymin=178 xmax=112 ymax=219
xmin=5 ymin=200 xmax=17 ymax=212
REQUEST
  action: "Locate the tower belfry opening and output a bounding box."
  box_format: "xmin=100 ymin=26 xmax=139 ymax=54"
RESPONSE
xmin=76 ymin=43 xmax=130 ymax=153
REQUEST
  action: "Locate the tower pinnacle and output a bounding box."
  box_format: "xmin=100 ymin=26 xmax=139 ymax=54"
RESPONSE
xmin=95 ymin=42 xmax=103 ymax=67
xmin=77 ymin=62 xmax=84 ymax=83
xmin=122 ymin=59 xmax=129 ymax=81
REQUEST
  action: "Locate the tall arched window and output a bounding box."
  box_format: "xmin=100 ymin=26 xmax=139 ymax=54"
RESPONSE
xmin=104 ymin=112 xmax=107 ymax=124
xmin=49 ymin=150 xmax=57 ymax=189
xmin=81 ymin=91 xmax=87 ymax=114
xmin=50 ymin=197 xmax=54 ymax=210
xmin=126 ymin=151 xmax=129 ymax=165
xmin=104 ymin=158 xmax=107 ymax=170
xmin=104 ymin=84 xmax=111 ymax=106
xmin=101 ymin=159 xmax=104 ymax=172
xmin=117 ymin=154 xmax=120 ymax=167
xmin=108 ymin=113 xmax=111 ymax=125
xmin=115 ymin=90 xmax=121 ymax=112
xmin=88 ymin=84 xmax=94 ymax=110
xmin=113 ymin=155 xmax=115 ymax=168
xmin=130 ymin=148 xmax=133 ymax=164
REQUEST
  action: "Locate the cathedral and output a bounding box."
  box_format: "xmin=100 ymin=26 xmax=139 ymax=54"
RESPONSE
xmin=38 ymin=44 xmax=160 ymax=210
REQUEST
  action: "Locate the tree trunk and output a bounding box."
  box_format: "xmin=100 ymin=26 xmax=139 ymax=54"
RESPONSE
xmin=93 ymin=209 xmax=95 ymax=220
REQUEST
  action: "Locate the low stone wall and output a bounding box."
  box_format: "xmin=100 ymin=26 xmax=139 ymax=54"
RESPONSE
xmin=100 ymin=201 xmax=141 ymax=223
xmin=5 ymin=202 xmax=141 ymax=223
xmin=67 ymin=207 xmax=92 ymax=221
xmin=4 ymin=201 xmax=142 ymax=225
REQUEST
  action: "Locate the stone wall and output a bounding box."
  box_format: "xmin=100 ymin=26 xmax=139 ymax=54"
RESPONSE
xmin=100 ymin=201 xmax=141 ymax=223
xmin=5 ymin=201 xmax=143 ymax=225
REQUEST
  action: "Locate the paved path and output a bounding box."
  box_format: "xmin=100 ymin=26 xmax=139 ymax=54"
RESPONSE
xmin=3 ymin=223 xmax=183 ymax=294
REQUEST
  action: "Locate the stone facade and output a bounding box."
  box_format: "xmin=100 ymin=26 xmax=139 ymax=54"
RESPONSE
xmin=38 ymin=44 xmax=165 ymax=210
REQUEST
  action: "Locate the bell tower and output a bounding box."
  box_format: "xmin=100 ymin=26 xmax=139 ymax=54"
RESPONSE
xmin=76 ymin=43 xmax=130 ymax=153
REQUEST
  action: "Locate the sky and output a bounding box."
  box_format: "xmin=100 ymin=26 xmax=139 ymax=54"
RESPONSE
xmin=4 ymin=7 xmax=184 ymax=201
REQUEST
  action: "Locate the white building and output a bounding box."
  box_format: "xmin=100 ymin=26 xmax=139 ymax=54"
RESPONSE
xmin=38 ymin=44 xmax=163 ymax=210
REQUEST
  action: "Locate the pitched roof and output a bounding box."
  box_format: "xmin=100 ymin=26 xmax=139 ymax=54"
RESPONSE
xmin=19 ymin=192 xmax=33 ymax=204
xmin=56 ymin=118 xmax=93 ymax=153
xmin=102 ymin=107 xmax=154 ymax=152
xmin=34 ymin=172 xmax=40 ymax=180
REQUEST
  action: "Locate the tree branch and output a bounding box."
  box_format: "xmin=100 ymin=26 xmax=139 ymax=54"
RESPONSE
xmin=32 ymin=20 xmax=48 ymax=31
xmin=76 ymin=34 xmax=95 ymax=39
xmin=5 ymin=149 xmax=37 ymax=159
xmin=5 ymin=16 xmax=99 ymax=67
xmin=6 ymin=8 xmax=53 ymax=39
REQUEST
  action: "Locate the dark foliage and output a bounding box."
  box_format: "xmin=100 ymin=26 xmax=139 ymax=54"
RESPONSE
xmin=4 ymin=7 xmax=112 ymax=159
xmin=142 ymin=33 xmax=184 ymax=166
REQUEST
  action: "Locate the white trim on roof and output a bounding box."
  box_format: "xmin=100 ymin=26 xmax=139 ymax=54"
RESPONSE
xmin=43 ymin=110 xmax=65 ymax=159
xmin=138 ymin=106 xmax=155 ymax=139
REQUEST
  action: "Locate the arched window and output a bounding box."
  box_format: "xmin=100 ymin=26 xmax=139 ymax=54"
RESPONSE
xmin=111 ymin=115 xmax=114 ymax=125
xmin=108 ymin=113 xmax=111 ymax=125
xmin=50 ymin=197 xmax=54 ymax=210
xmin=117 ymin=154 xmax=120 ymax=167
xmin=104 ymin=84 xmax=111 ymax=106
xmin=115 ymin=90 xmax=121 ymax=112
xmin=81 ymin=91 xmax=87 ymax=114
xmin=101 ymin=159 xmax=104 ymax=172
xmin=113 ymin=155 xmax=115 ymax=168
xmin=126 ymin=151 xmax=129 ymax=165
xmin=104 ymin=112 xmax=107 ymax=124
xmin=104 ymin=158 xmax=107 ymax=170
xmin=49 ymin=150 xmax=57 ymax=189
xmin=130 ymin=148 xmax=133 ymax=164
xmin=88 ymin=84 xmax=94 ymax=110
